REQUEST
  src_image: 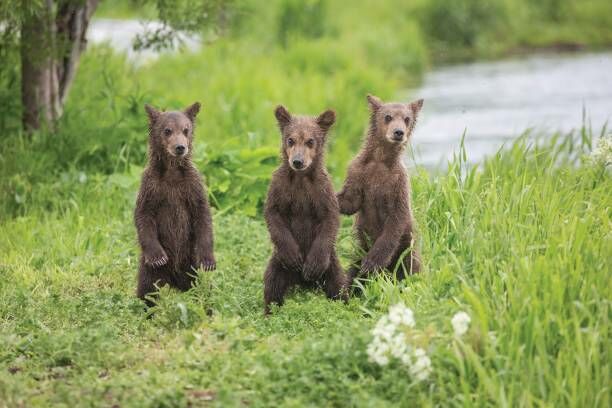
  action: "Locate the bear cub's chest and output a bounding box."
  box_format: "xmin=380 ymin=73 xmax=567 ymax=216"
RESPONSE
xmin=155 ymin=180 xmax=198 ymax=219
xmin=361 ymin=163 xmax=404 ymax=207
xmin=277 ymin=179 xmax=321 ymax=218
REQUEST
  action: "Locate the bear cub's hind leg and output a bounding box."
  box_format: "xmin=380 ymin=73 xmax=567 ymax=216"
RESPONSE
xmin=264 ymin=254 xmax=300 ymax=314
xmin=137 ymin=261 xmax=171 ymax=307
xmin=324 ymin=254 xmax=348 ymax=302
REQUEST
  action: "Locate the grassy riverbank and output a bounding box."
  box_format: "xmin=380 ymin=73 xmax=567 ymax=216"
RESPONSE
xmin=0 ymin=0 xmax=610 ymax=406
xmin=1 ymin=130 xmax=610 ymax=406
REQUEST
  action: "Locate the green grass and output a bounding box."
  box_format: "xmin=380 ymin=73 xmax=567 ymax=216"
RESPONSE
xmin=94 ymin=0 xmax=612 ymax=62
xmin=95 ymin=1 xmax=158 ymax=20
xmin=0 ymin=39 xmax=402 ymax=217
xmin=1 ymin=130 xmax=609 ymax=406
xmin=1 ymin=1 xmax=611 ymax=405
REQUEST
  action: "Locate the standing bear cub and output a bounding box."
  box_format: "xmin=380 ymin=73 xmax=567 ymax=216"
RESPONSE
xmin=338 ymin=94 xmax=423 ymax=282
xmin=135 ymin=102 xmax=215 ymax=306
xmin=264 ymin=105 xmax=347 ymax=314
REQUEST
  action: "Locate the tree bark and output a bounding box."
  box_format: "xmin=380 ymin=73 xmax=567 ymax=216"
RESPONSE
xmin=20 ymin=0 xmax=99 ymax=132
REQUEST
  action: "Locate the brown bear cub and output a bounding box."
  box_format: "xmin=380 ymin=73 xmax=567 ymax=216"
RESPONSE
xmin=263 ymin=105 xmax=347 ymax=314
xmin=338 ymin=94 xmax=423 ymax=283
xmin=135 ymin=102 xmax=215 ymax=306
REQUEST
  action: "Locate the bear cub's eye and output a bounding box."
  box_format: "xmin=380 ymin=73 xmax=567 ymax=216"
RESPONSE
xmin=183 ymin=128 xmax=189 ymax=136
xmin=404 ymin=117 xmax=411 ymax=125
xmin=306 ymin=138 xmax=315 ymax=148
xmin=164 ymin=128 xmax=172 ymax=136
xmin=384 ymin=114 xmax=393 ymax=123
xmin=287 ymin=138 xmax=295 ymax=146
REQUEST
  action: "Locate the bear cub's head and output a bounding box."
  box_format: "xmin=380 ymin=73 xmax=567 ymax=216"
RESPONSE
xmin=367 ymin=94 xmax=423 ymax=145
xmin=274 ymin=105 xmax=335 ymax=172
xmin=144 ymin=102 xmax=201 ymax=160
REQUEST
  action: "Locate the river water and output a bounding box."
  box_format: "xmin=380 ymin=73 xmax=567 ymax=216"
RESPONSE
xmin=88 ymin=20 xmax=612 ymax=168
xmin=408 ymin=52 xmax=612 ymax=167
xmin=88 ymin=19 xmax=199 ymax=61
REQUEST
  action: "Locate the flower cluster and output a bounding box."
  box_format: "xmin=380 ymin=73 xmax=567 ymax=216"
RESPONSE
xmin=366 ymin=303 xmax=432 ymax=381
xmin=588 ymin=135 xmax=612 ymax=167
xmin=451 ymin=311 xmax=471 ymax=337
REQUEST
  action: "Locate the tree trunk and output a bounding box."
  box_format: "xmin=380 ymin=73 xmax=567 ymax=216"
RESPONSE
xmin=20 ymin=0 xmax=57 ymax=131
xmin=20 ymin=0 xmax=99 ymax=132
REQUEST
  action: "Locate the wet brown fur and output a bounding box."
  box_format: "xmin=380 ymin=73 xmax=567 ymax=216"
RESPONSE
xmin=338 ymin=94 xmax=423 ymax=282
xmin=135 ymin=102 xmax=215 ymax=306
xmin=263 ymin=105 xmax=347 ymax=314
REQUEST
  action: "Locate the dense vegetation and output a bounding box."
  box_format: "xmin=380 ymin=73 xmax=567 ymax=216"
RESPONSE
xmin=1 ymin=130 xmax=609 ymax=406
xmin=0 ymin=0 xmax=610 ymax=406
xmin=3 ymin=0 xmax=612 ymax=215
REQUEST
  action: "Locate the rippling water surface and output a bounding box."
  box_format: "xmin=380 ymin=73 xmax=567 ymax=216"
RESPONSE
xmin=408 ymin=52 xmax=612 ymax=167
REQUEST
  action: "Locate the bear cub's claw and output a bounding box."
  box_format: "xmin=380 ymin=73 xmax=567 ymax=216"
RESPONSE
xmin=303 ymin=254 xmax=329 ymax=282
xmin=302 ymin=263 xmax=321 ymax=282
xmin=145 ymin=248 xmax=169 ymax=268
xmin=359 ymin=256 xmax=382 ymax=276
xmin=281 ymin=251 xmax=303 ymax=274
xmin=200 ymin=258 xmax=216 ymax=271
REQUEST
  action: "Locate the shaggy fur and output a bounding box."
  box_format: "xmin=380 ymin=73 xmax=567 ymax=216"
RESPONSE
xmin=263 ymin=105 xmax=347 ymax=314
xmin=135 ymin=102 xmax=215 ymax=305
xmin=338 ymin=94 xmax=423 ymax=282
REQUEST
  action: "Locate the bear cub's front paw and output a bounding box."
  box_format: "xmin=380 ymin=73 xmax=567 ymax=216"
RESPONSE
xmin=359 ymin=255 xmax=383 ymax=276
xmin=145 ymin=247 xmax=169 ymax=268
xmin=280 ymin=248 xmax=303 ymax=273
xmin=303 ymin=253 xmax=330 ymax=282
xmin=199 ymin=256 xmax=216 ymax=271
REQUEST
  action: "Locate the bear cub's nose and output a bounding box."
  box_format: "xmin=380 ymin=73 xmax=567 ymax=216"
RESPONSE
xmin=292 ymin=159 xmax=304 ymax=169
xmin=393 ymin=129 xmax=404 ymax=141
xmin=175 ymin=145 xmax=186 ymax=155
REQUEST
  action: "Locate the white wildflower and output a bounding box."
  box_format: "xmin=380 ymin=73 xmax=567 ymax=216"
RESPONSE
xmin=367 ymin=337 xmax=391 ymax=366
xmin=451 ymin=311 xmax=471 ymax=337
xmin=372 ymin=315 xmax=397 ymax=341
xmin=389 ymin=332 xmax=409 ymax=359
xmin=409 ymin=348 xmax=432 ymax=381
xmin=366 ymin=303 xmax=433 ymax=381
xmin=589 ymin=135 xmax=612 ymax=166
xmin=388 ymin=303 xmax=415 ymax=327
xmin=400 ymin=350 xmax=412 ymax=366
xmin=400 ymin=347 xmax=419 ymax=366
xmin=373 ymin=353 xmax=389 ymax=366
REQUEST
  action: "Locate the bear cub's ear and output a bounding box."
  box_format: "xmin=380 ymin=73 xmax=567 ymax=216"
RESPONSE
xmin=184 ymin=102 xmax=201 ymax=123
xmin=144 ymin=104 xmax=161 ymax=124
xmin=274 ymin=105 xmax=292 ymax=131
xmin=367 ymin=94 xmax=383 ymax=111
xmin=410 ymin=98 xmax=424 ymax=115
xmin=316 ymin=109 xmax=336 ymax=132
